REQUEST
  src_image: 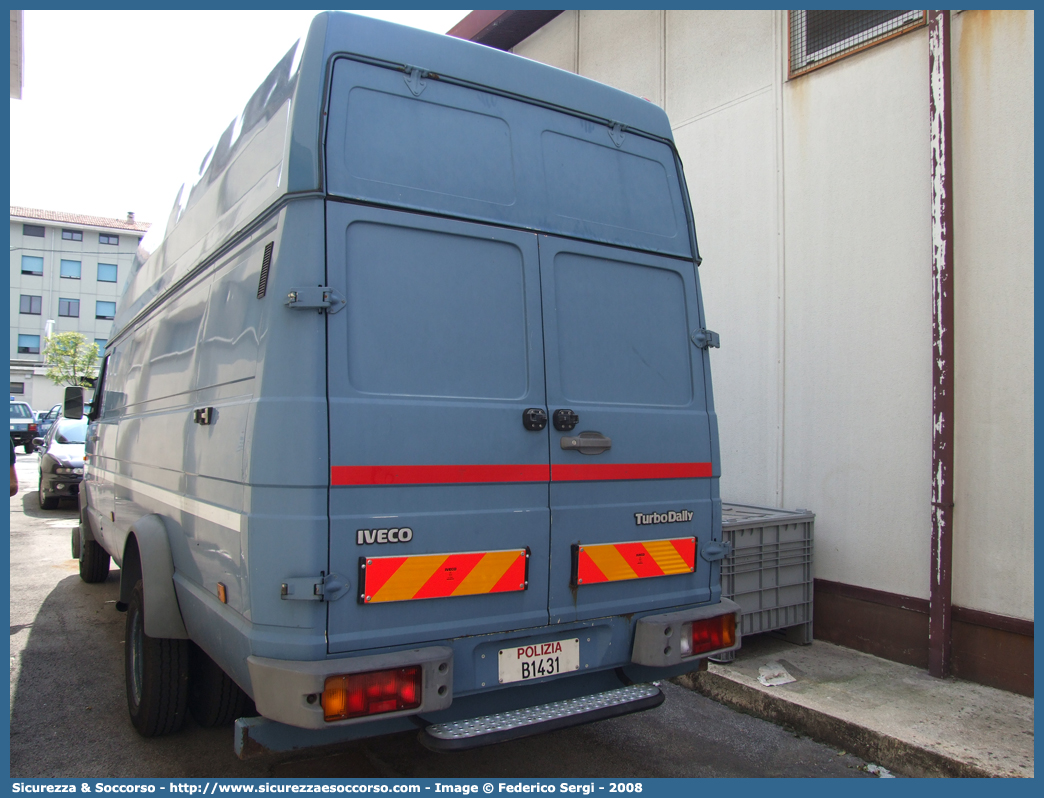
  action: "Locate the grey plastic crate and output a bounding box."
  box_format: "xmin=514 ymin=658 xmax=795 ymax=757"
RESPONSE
xmin=711 ymin=503 xmax=814 ymax=662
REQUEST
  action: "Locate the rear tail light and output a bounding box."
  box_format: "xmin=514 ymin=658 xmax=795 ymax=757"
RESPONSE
xmin=322 ymin=666 xmax=422 ymax=722
xmin=29 ymin=423 xmax=37 ymax=433
xmin=679 ymin=613 xmax=736 ymax=657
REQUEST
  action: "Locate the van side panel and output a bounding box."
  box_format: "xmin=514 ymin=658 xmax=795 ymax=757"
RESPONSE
xmin=237 ymin=200 xmax=329 ymax=657
xmin=112 ymin=43 xmax=302 ymax=338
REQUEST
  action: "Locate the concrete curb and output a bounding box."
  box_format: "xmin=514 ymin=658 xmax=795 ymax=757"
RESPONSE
xmin=673 ymin=671 xmax=998 ymax=778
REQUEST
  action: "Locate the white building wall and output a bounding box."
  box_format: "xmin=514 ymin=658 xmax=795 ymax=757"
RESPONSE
xmin=513 ymin=10 xmax=577 ymax=74
xmin=781 ymin=25 xmax=933 ymax=600
xmin=666 ymin=10 xmax=784 ymax=509
xmin=512 ymin=10 xmax=1034 ymax=620
xmin=950 ymin=11 xmax=1034 ymax=619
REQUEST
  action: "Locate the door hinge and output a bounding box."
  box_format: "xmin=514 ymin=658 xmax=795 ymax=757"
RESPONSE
xmin=280 ymin=573 xmax=350 ymax=602
xmin=285 ymin=286 xmax=346 ymax=314
xmin=700 ymin=540 xmax=731 ymax=562
xmin=404 ymin=65 xmax=428 ymax=96
xmin=691 ymin=328 xmax=720 ymax=349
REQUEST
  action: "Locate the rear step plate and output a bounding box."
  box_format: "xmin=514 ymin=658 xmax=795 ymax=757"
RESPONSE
xmin=419 ymin=683 xmax=664 ymax=751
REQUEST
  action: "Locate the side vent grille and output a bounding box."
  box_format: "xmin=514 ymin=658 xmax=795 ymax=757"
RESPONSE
xmin=257 ymin=242 xmax=274 ymax=299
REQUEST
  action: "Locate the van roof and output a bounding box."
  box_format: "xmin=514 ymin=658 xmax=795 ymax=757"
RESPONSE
xmin=320 ymin=12 xmax=673 ymax=138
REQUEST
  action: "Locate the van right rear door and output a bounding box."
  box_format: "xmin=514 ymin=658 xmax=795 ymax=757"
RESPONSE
xmin=538 ymin=236 xmax=716 ymax=625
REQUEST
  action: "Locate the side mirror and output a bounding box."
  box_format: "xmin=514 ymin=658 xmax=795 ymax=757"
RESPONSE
xmin=32 ymin=438 xmax=44 ymax=450
xmin=63 ymin=386 xmax=84 ymax=420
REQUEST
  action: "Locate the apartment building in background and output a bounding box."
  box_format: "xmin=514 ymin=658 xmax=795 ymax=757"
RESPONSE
xmin=10 ymin=207 xmax=150 ymax=409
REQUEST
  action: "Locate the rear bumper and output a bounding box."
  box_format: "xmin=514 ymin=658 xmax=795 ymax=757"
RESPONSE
xmin=244 ymin=599 xmax=738 ymax=731
xmin=246 ymin=646 xmax=453 ymax=729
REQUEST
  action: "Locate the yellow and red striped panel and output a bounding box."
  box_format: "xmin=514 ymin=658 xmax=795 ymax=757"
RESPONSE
xmin=573 ymin=537 xmax=696 ymax=586
xmin=360 ymin=548 xmax=528 ymax=604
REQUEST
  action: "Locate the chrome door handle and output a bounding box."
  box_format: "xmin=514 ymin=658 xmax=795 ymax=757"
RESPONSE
xmin=560 ymin=431 xmax=612 ymax=455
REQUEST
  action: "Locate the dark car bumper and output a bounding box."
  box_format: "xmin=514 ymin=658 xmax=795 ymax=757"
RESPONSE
xmin=39 ymin=472 xmax=83 ymax=498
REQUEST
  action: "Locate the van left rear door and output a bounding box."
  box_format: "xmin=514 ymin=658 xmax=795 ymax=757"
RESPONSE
xmin=325 ymin=202 xmax=550 ymax=654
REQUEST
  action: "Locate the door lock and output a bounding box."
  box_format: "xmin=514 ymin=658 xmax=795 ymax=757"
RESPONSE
xmin=560 ymin=431 xmax=612 ymax=455
xmin=522 ymin=408 xmax=547 ymax=431
xmin=553 ymin=409 xmax=579 ymax=431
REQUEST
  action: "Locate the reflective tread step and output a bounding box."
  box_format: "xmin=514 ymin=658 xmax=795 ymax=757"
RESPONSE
xmin=419 ymin=683 xmax=664 ymax=751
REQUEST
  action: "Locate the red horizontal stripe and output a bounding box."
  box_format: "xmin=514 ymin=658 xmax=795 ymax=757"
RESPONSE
xmin=332 ymin=462 xmax=713 ymax=485
xmin=552 ymin=462 xmax=712 ymax=482
xmin=331 ymin=464 xmax=550 ymax=486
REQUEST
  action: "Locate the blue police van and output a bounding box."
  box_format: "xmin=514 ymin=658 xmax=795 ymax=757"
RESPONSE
xmin=65 ymin=12 xmax=739 ymax=756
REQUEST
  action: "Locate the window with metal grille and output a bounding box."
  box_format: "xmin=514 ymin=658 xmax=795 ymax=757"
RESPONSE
xmin=789 ymin=10 xmax=925 ymax=78
xmin=19 ymin=295 xmax=42 ymax=315
xmin=59 ymin=298 xmax=80 ymax=318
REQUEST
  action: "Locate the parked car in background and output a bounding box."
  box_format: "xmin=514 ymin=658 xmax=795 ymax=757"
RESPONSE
xmin=35 ymin=404 xmax=62 ymax=440
xmin=10 ymin=399 xmax=38 ymax=454
xmin=34 ymin=416 xmax=87 ymax=509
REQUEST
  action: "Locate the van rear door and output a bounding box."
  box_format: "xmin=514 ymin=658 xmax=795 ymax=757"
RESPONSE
xmin=539 ymin=237 xmax=716 ymax=624
xmin=324 ymin=204 xmax=550 ymax=654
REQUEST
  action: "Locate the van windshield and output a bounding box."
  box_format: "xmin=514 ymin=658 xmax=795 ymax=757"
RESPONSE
xmin=55 ymin=419 xmax=88 ymax=445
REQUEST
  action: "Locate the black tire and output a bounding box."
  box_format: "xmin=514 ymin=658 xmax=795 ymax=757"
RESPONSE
xmin=188 ymin=642 xmax=256 ymax=727
xmin=23 ymin=442 xmax=34 ymax=454
xmin=125 ymin=579 xmax=189 ymax=737
xmin=38 ymin=477 xmax=58 ymax=510
xmin=79 ymin=535 xmax=111 ymax=583
xmin=71 ymin=525 xmax=81 ymax=559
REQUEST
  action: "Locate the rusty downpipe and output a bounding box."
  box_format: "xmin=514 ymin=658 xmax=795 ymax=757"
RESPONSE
xmin=928 ymin=9 xmax=954 ymax=679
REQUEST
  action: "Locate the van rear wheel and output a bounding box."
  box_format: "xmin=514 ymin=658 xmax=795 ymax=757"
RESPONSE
xmin=78 ymin=535 xmax=110 ymax=583
xmin=188 ymin=642 xmax=256 ymax=727
xmin=125 ymin=579 xmax=189 ymax=736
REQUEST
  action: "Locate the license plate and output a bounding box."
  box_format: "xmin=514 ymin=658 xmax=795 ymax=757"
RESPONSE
xmin=498 ymin=637 xmax=580 ymax=684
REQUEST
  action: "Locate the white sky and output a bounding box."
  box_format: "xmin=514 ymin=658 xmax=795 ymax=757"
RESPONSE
xmin=9 ymin=10 xmax=470 ymax=229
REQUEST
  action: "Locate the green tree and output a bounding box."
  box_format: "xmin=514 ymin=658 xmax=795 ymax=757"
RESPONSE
xmin=43 ymin=332 xmax=99 ymax=387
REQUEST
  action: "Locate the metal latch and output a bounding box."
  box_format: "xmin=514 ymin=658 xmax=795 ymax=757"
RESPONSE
xmin=700 ymin=541 xmax=732 ymax=562
xmin=280 ymin=573 xmax=350 ymax=602
xmin=284 ymin=286 xmax=346 ymax=314
xmin=691 ymin=328 xmax=720 ymax=349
